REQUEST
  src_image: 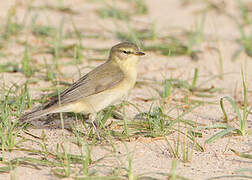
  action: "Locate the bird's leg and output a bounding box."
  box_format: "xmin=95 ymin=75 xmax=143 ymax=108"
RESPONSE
xmin=89 ymin=113 xmax=100 ymax=139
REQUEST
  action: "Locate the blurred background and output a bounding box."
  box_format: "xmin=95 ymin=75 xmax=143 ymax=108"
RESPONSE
xmin=0 ymin=0 xmax=251 ymax=85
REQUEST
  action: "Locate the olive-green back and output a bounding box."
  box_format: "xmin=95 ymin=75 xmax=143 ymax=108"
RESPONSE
xmin=44 ymin=61 xmax=124 ymax=109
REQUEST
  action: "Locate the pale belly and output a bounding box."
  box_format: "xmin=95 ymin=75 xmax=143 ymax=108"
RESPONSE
xmin=83 ymin=89 xmax=127 ymax=113
xmin=60 ymin=78 xmax=135 ymax=114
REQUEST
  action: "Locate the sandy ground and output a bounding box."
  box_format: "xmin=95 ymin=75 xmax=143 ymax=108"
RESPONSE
xmin=0 ymin=0 xmax=252 ymax=179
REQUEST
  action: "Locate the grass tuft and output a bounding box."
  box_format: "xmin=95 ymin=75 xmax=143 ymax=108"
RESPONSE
xmin=205 ymin=70 xmax=251 ymax=143
xmin=21 ymin=42 xmax=34 ymax=77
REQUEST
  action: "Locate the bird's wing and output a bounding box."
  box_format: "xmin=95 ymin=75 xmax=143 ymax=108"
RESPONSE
xmin=44 ymin=62 xmax=124 ymax=109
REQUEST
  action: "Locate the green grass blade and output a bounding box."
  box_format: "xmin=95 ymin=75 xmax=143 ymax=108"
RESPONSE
xmin=191 ymin=68 xmax=198 ymax=89
xmin=230 ymin=149 xmax=252 ymax=159
xmin=205 ymin=127 xmax=237 ymax=144
xmin=220 ymin=96 xmax=242 ymax=124
xmin=241 ymin=69 xmax=247 ymax=135
xmin=0 ymin=166 xmax=12 ymax=173
xmin=220 ymin=98 xmax=228 ymax=123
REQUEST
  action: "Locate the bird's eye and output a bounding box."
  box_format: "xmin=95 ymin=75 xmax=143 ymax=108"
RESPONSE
xmin=123 ymin=50 xmax=132 ymax=54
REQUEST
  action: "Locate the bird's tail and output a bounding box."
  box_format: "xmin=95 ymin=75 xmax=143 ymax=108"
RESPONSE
xmin=19 ymin=107 xmax=53 ymax=123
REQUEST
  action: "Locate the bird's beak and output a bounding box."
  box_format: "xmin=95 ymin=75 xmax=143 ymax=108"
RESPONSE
xmin=134 ymin=51 xmax=145 ymax=56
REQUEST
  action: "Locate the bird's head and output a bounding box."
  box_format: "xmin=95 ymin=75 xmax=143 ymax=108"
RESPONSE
xmin=109 ymin=42 xmax=145 ymax=66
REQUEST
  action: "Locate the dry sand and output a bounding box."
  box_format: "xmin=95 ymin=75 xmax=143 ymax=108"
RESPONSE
xmin=0 ymin=0 xmax=251 ymax=179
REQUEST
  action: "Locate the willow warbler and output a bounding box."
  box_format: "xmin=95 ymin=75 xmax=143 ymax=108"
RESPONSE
xmin=20 ymin=42 xmax=145 ymax=122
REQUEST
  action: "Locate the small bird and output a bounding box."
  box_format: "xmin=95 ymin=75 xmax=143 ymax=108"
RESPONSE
xmin=20 ymin=42 xmax=145 ymax=124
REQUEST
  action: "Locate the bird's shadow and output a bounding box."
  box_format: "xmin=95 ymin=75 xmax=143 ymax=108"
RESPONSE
xmin=24 ymin=113 xmax=90 ymax=131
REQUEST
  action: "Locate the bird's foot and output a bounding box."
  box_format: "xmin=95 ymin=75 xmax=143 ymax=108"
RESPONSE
xmin=88 ymin=113 xmax=101 ymax=140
